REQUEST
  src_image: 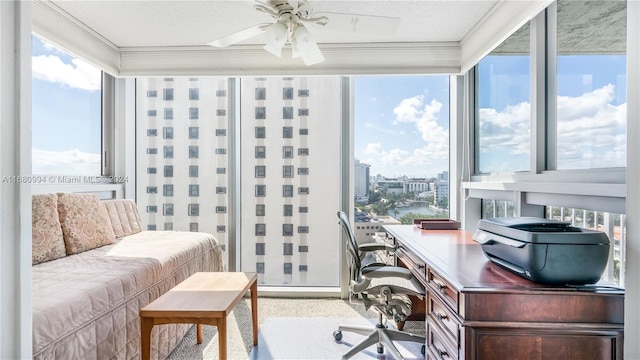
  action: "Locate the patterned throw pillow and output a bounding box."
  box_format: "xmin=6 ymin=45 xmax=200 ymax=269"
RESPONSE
xmin=32 ymin=194 xmax=66 ymax=265
xmin=57 ymin=193 xmax=116 ymax=255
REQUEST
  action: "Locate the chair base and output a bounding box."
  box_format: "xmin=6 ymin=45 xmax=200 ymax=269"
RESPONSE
xmin=334 ymin=321 xmax=426 ymax=360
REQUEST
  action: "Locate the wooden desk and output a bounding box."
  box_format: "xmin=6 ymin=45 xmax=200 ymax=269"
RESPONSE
xmin=383 ymin=225 xmax=624 ymax=360
xmin=139 ymin=272 xmax=258 ymax=360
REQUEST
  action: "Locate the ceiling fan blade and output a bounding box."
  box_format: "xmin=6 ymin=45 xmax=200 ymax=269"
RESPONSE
xmin=313 ymin=12 xmax=400 ymax=36
xmin=207 ymin=24 xmax=268 ymax=47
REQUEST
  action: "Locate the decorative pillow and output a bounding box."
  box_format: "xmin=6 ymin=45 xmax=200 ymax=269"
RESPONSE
xmin=32 ymin=194 xmax=66 ymax=265
xmin=57 ymin=193 xmax=116 ymax=255
xmin=102 ymin=199 xmax=143 ymax=238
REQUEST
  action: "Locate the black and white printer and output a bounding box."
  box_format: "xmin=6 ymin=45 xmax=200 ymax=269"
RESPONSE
xmin=473 ymin=217 xmax=610 ymax=285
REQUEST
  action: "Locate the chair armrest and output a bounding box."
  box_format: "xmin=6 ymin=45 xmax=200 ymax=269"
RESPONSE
xmin=358 ymin=243 xmax=396 ymax=253
xmin=362 ymin=266 xmax=413 ymax=280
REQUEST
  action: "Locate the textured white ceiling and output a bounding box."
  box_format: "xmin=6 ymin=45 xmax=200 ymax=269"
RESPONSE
xmin=50 ymin=0 xmax=498 ymax=47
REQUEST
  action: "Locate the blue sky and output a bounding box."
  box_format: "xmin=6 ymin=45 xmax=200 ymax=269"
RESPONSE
xmin=31 ymin=35 xmax=102 ymax=175
xmin=354 ymin=76 xmax=450 ymax=179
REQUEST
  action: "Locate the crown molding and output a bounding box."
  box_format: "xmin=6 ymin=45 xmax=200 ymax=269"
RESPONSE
xmin=32 ymin=0 xmax=120 ymax=75
xmin=118 ymin=42 xmax=461 ymax=76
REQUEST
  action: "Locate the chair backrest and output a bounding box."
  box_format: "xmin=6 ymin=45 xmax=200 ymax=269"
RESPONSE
xmin=337 ymin=211 xmax=361 ymax=271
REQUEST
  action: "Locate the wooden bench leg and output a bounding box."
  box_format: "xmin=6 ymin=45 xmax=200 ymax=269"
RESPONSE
xmin=197 ymin=323 xmax=203 ymax=344
xmin=251 ymin=280 xmax=258 ymax=345
xmin=218 ymin=317 xmax=227 ymax=360
xmin=140 ymin=318 xmax=154 ymax=360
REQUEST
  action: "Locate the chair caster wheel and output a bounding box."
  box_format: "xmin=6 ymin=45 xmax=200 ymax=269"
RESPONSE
xmin=333 ymin=330 xmax=343 ymax=341
xmin=377 ymin=344 xmax=384 ymax=354
xmin=421 ymin=344 xmax=426 ymax=355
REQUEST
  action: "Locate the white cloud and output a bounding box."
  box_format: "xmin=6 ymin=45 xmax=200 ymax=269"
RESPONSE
xmin=478 ymin=84 xmax=627 ymax=171
xmin=32 ymin=55 xmax=101 ymax=91
xmin=392 ymin=95 xmax=449 ymax=159
xmin=32 ymin=148 xmax=101 ymax=175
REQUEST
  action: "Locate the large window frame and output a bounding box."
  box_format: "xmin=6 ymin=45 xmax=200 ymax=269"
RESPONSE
xmin=464 ymin=2 xmax=627 ymax=285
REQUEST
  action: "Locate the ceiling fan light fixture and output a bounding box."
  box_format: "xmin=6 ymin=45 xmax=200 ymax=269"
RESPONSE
xmin=263 ymin=21 xmax=288 ymax=57
xmin=291 ymin=25 xmax=324 ymax=65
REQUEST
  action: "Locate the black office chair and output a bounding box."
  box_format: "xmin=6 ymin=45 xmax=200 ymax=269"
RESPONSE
xmin=333 ymin=211 xmax=426 ymax=359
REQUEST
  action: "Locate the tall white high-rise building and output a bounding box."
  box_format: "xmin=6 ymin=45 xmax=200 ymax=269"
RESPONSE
xmin=136 ymin=76 xmax=342 ymax=286
xmin=354 ymin=159 xmax=371 ymax=198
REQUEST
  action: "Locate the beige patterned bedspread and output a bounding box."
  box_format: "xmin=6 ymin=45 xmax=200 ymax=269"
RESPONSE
xmin=32 ymin=231 xmax=224 ymax=360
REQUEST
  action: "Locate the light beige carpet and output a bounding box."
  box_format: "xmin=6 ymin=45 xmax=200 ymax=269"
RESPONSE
xmin=166 ymin=298 xmax=425 ymax=360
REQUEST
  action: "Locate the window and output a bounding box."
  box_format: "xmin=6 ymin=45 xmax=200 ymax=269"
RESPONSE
xmin=255 ymin=224 xmax=266 ymax=236
xmin=217 ymin=109 xmax=227 ymax=116
xmin=256 ymin=204 xmax=266 ymax=216
xmin=163 ymin=88 xmax=174 ymax=101
xmin=283 ymin=146 xmax=293 ymax=159
xmin=147 ymin=129 xmax=157 ymax=136
xmin=477 ymin=23 xmax=530 ymax=174
xmin=164 ymin=165 xmax=173 ymax=177
xmin=283 ymin=165 xmax=294 ymax=178
xmin=554 ymin=0 xmax=626 ymax=170
xmin=283 ymin=127 xmax=293 ymax=138
xmin=216 ymin=186 xmax=227 ymax=194
xmin=189 ymin=88 xmax=199 ymax=100
xmin=256 ymin=107 xmax=266 ymax=119
xmin=163 ymin=127 xmax=174 ymax=139
xmin=283 ymin=87 xmax=294 ymax=100
xmin=189 ymin=184 xmax=199 ymax=197
xmin=256 ymin=185 xmax=266 ymax=197
xmin=298 ymin=109 xmax=309 ymax=116
xmin=163 ymin=203 xmax=174 ymax=216
xmin=482 ymin=199 xmax=516 ymax=218
xmin=299 ymin=245 xmax=309 ymax=252
xmin=256 ymin=243 xmax=265 ymax=255
xmin=216 ymin=167 xmax=226 ymax=174
xmin=298 ymin=226 xmax=309 ymax=233
xmin=216 ymin=90 xmax=227 ymax=97
xmin=148 ymin=225 xmax=157 ymax=230
xmin=298 ymin=148 xmax=309 ymax=156
xmin=164 ymin=222 xmax=173 ymax=230
xmin=217 ymin=225 xmax=226 ymax=233
xmin=299 ymin=206 xmax=308 ymax=213
xmin=190 ymin=223 xmax=199 ymax=232
xmin=189 ymin=146 xmax=199 ymax=159
xmin=256 ymin=263 xmax=265 ymax=274
xmin=189 ymin=127 xmax=199 ymax=139
xmin=189 ymin=165 xmax=198 ymax=177
xmin=146 ymin=205 xmax=157 ymax=213
xmin=32 ymin=35 xmax=103 ymax=175
xmin=256 ymin=87 xmax=266 ymax=100
xmin=163 ymin=184 xmax=174 ymax=197
xmin=188 ymin=203 xmax=199 ymax=216
xmin=146 ymin=186 xmax=157 ymax=194
xmin=146 ymin=148 xmax=157 ymax=155
xmin=298 ymin=89 xmax=309 ymax=97
xmin=299 ymin=128 xmax=308 ymax=135
xmin=298 ymin=187 xmax=309 ymax=195
xmin=255 ymin=146 xmax=266 ymax=159
xmin=299 ymin=265 xmax=308 ymax=271
xmin=283 ymin=185 xmax=293 ymax=197
xmin=216 ymin=206 xmax=227 ymax=213
xmin=189 ymin=107 xmax=199 ymax=120
xmin=215 ymin=148 xmax=227 ymax=155
xmin=163 ymin=145 xmax=173 ymax=159
xmin=298 ymin=167 xmax=309 ymax=175
xmin=283 ymin=107 xmax=294 ymax=119
xmin=147 ymin=167 xmax=157 ymax=174
xmin=164 ymin=108 xmax=173 ymax=120
xmin=216 ymin=129 xmax=227 ymax=136
xmin=255 ymin=165 xmax=266 ymax=178
xmin=284 ymin=205 xmax=293 ymax=216
xmin=147 ymin=90 xmax=157 ymax=97
xmin=256 ymin=127 xmax=266 ymax=139
xmin=283 ymin=243 xmax=293 ymax=255
xmin=147 ymin=110 xmax=157 ymax=116
xmin=284 ymin=263 xmax=292 ymax=274
xmin=283 ymin=224 xmax=294 ymax=236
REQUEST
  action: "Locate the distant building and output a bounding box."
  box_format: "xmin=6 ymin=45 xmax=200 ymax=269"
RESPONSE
xmin=354 ymin=159 xmax=371 ymax=200
xmin=353 ymin=209 xmax=401 ymax=244
xmin=378 ymin=180 xmax=404 ymax=195
xmin=404 ymin=178 xmax=430 ymax=193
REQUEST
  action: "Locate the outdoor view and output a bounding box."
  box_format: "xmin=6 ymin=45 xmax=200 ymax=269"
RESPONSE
xmin=354 ymin=75 xmax=450 ymax=230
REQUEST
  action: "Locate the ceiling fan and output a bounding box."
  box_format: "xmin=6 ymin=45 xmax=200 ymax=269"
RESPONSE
xmin=206 ymin=0 xmax=400 ymax=66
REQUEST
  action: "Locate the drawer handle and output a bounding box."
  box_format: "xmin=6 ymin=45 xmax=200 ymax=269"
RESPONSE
xmin=434 ymin=346 xmax=449 ymax=359
xmin=436 ymin=312 xmax=448 ymax=322
xmin=431 ymin=279 xmax=446 ymax=292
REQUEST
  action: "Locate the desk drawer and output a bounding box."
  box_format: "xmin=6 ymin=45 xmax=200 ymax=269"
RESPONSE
xmin=427 ymin=268 xmax=460 ymax=314
xmin=428 ymin=292 xmax=460 ymax=346
xmin=397 ymin=247 xmax=427 ymax=285
xmin=427 ymin=319 xmax=458 ymax=360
